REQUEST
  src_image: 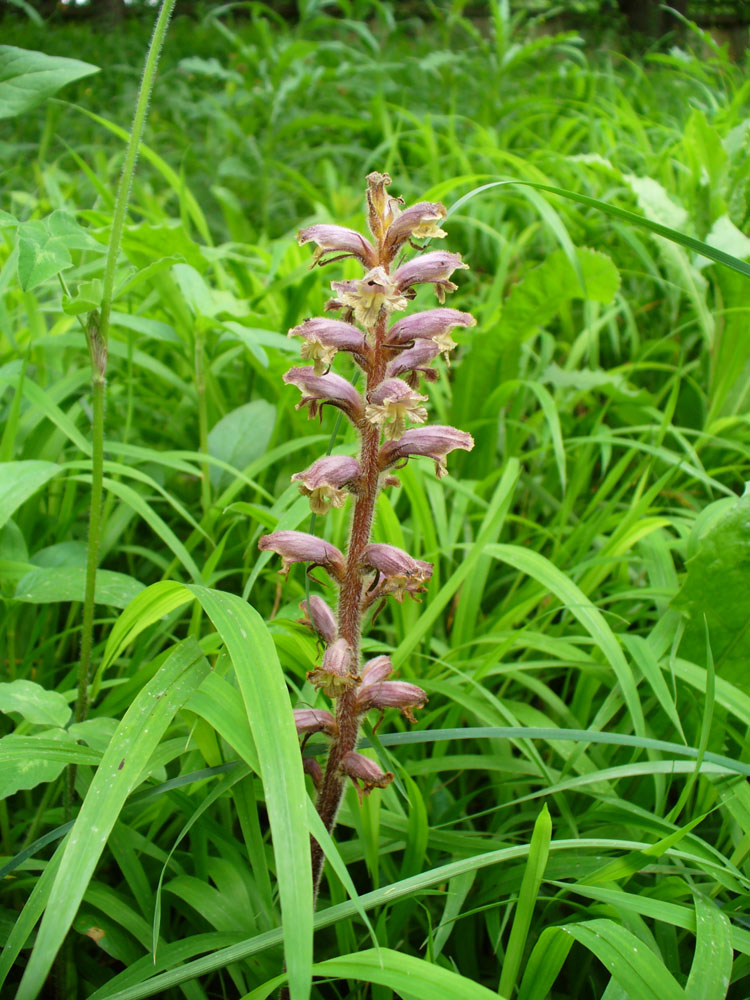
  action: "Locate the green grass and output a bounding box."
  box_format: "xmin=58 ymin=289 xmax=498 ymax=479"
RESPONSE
xmin=2 ymin=2 xmax=750 ymax=998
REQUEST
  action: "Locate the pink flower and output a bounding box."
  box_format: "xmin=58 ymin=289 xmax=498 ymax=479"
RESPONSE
xmin=297 ymin=595 xmax=338 ymax=645
xmin=364 ymin=378 xmax=428 ymax=440
xmin=283 ymin=367 xmax=364 ymax=423
xmin=360 ymin=655 xmax=393 ymax=686
xmin=303 ymin=757 xmax=323 ymax=789
xmin=385 ymin=338 xmax=443 ymax=382
xmin=258 ymin=530 xmax=346 ymax=582
xmin=393 ymin=251 xmax=468 ymax=303
xmin=288 ymin=317 xmax=370 ymax=374
xmin=307 ymin=638 xmax=357 ymax=698
xmin=340 ymin=751 xmax=393 ymax=799
xmin=330 ymin=267 xmax=409 ymax=328
xmin=291 ymin=455 xmax=362 ymax=514
xmin=293 ymin=708 xmax=337 ymax=737
xmin=356 ymin=680 xmax=428 ymax=723
xmin=386 ymin=308 xmax=475 ymax=364
xmin=362 ymin=543 xmax=433 ymax=602
xmin=298 ymin=224 xmax=377 ymax=269
xmin=380 ymin=425 xmax=474 ymax=478
xmin=383 ymin=201 xmax=447 ymax=258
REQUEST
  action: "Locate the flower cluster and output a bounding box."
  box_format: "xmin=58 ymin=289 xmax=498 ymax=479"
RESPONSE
xmin=259 ymin=173 xmax=474 ymax=885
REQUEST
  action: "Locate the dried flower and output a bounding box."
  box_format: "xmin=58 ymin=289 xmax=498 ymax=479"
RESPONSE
xmin=380 ymin=425 xmax=474 ymax=478
xmin=366 ymin=171 xmax=403 ymax=241
xmin=291 ymin=455 xmax=362 ymax=514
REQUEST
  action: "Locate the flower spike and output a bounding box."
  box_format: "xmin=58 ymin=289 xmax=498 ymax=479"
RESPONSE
xmin=271 ymin=173 xmax=474 ymax=899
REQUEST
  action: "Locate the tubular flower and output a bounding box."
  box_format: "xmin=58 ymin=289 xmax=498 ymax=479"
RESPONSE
xmin=293 ymin=708 xmax=337 ymax=738
xmin=393 ymin=251 xmax=468 ymax=302
xmin=364 ymin=378 xmax=428 ymax=440
xmin=362 ymin=543 xmax=433 ymax=602
xmin=298 ymin=224 xmax=377 ymax=270
xmin=340 ymin=751 xmax=394 ymax=799
xmin=386 ymin=308 xmax=476 ymax=364
xmin=298 ymin=595 xmax=338 ymax=645
xmin=380 ymin=425 xmax=475 ymax=479
xmin=307 ymin=639 xmax=357 ymax=698
xmin=288 ymin=317 xmax=370 ymax=374
xmin=291 ymin=455 xmax=362 ymax=514
xmin=283 ymin=367 xmax=364 ymax=423
xmin=360 ymin=655 xmax=394 ymax=686
xmin=385 ymin=338 xmax=443 ymax=383
xmin=383 ymin=201 xmax=447 ymax=258
xmin=258 ymin=530 xmax=346 ymax=581
xmin=356 ymin=680 xmax=427 ymax=723
xmin=303 ymin=757 xmax=323 ymax=789
xmin=330 ymin=267 xmax=409 ymax=328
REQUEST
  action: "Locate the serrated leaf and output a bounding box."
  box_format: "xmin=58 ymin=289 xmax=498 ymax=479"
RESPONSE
xmin=0 ymin=45 xmax=99 ymax=120
xmin=0 ymin=679 xmax=70 ymax=727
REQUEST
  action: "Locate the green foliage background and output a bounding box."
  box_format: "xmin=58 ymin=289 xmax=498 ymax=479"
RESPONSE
xmin=2 ymin=2 xmax=750 ymax=998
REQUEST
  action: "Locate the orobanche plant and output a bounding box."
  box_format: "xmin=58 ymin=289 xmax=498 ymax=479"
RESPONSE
xmin=259 ymin=172 xmax=475 ymax=894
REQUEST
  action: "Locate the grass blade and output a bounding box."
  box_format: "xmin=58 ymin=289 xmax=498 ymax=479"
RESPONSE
xmin=498 ymin=804 xmax=552 ymax=998
xmin=15 ymin=638 xmax=210 ymax=1000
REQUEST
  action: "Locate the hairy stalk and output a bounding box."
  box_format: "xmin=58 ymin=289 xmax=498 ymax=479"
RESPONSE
xmin=260 ymin=172 xmax=476 ymax=936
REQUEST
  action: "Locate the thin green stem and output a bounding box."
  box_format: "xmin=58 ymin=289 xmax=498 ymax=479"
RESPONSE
xmin=72 ymin=0 xmax=177 ymax=739
xmin=98 ymin=0 xmax=177 ymax=351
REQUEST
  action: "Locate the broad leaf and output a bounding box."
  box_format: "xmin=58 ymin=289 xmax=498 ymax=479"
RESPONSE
xmin=0 ymin=679 xmax=70 ymax=727
xmin=0 ymin=460 xmax=62 ymax=530
xmin=0 ymin=45 xmax=99 ymax=120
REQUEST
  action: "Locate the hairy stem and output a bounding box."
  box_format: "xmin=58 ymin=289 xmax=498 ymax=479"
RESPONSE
xmin=310 ymin=314 xmax=387 ymax=895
